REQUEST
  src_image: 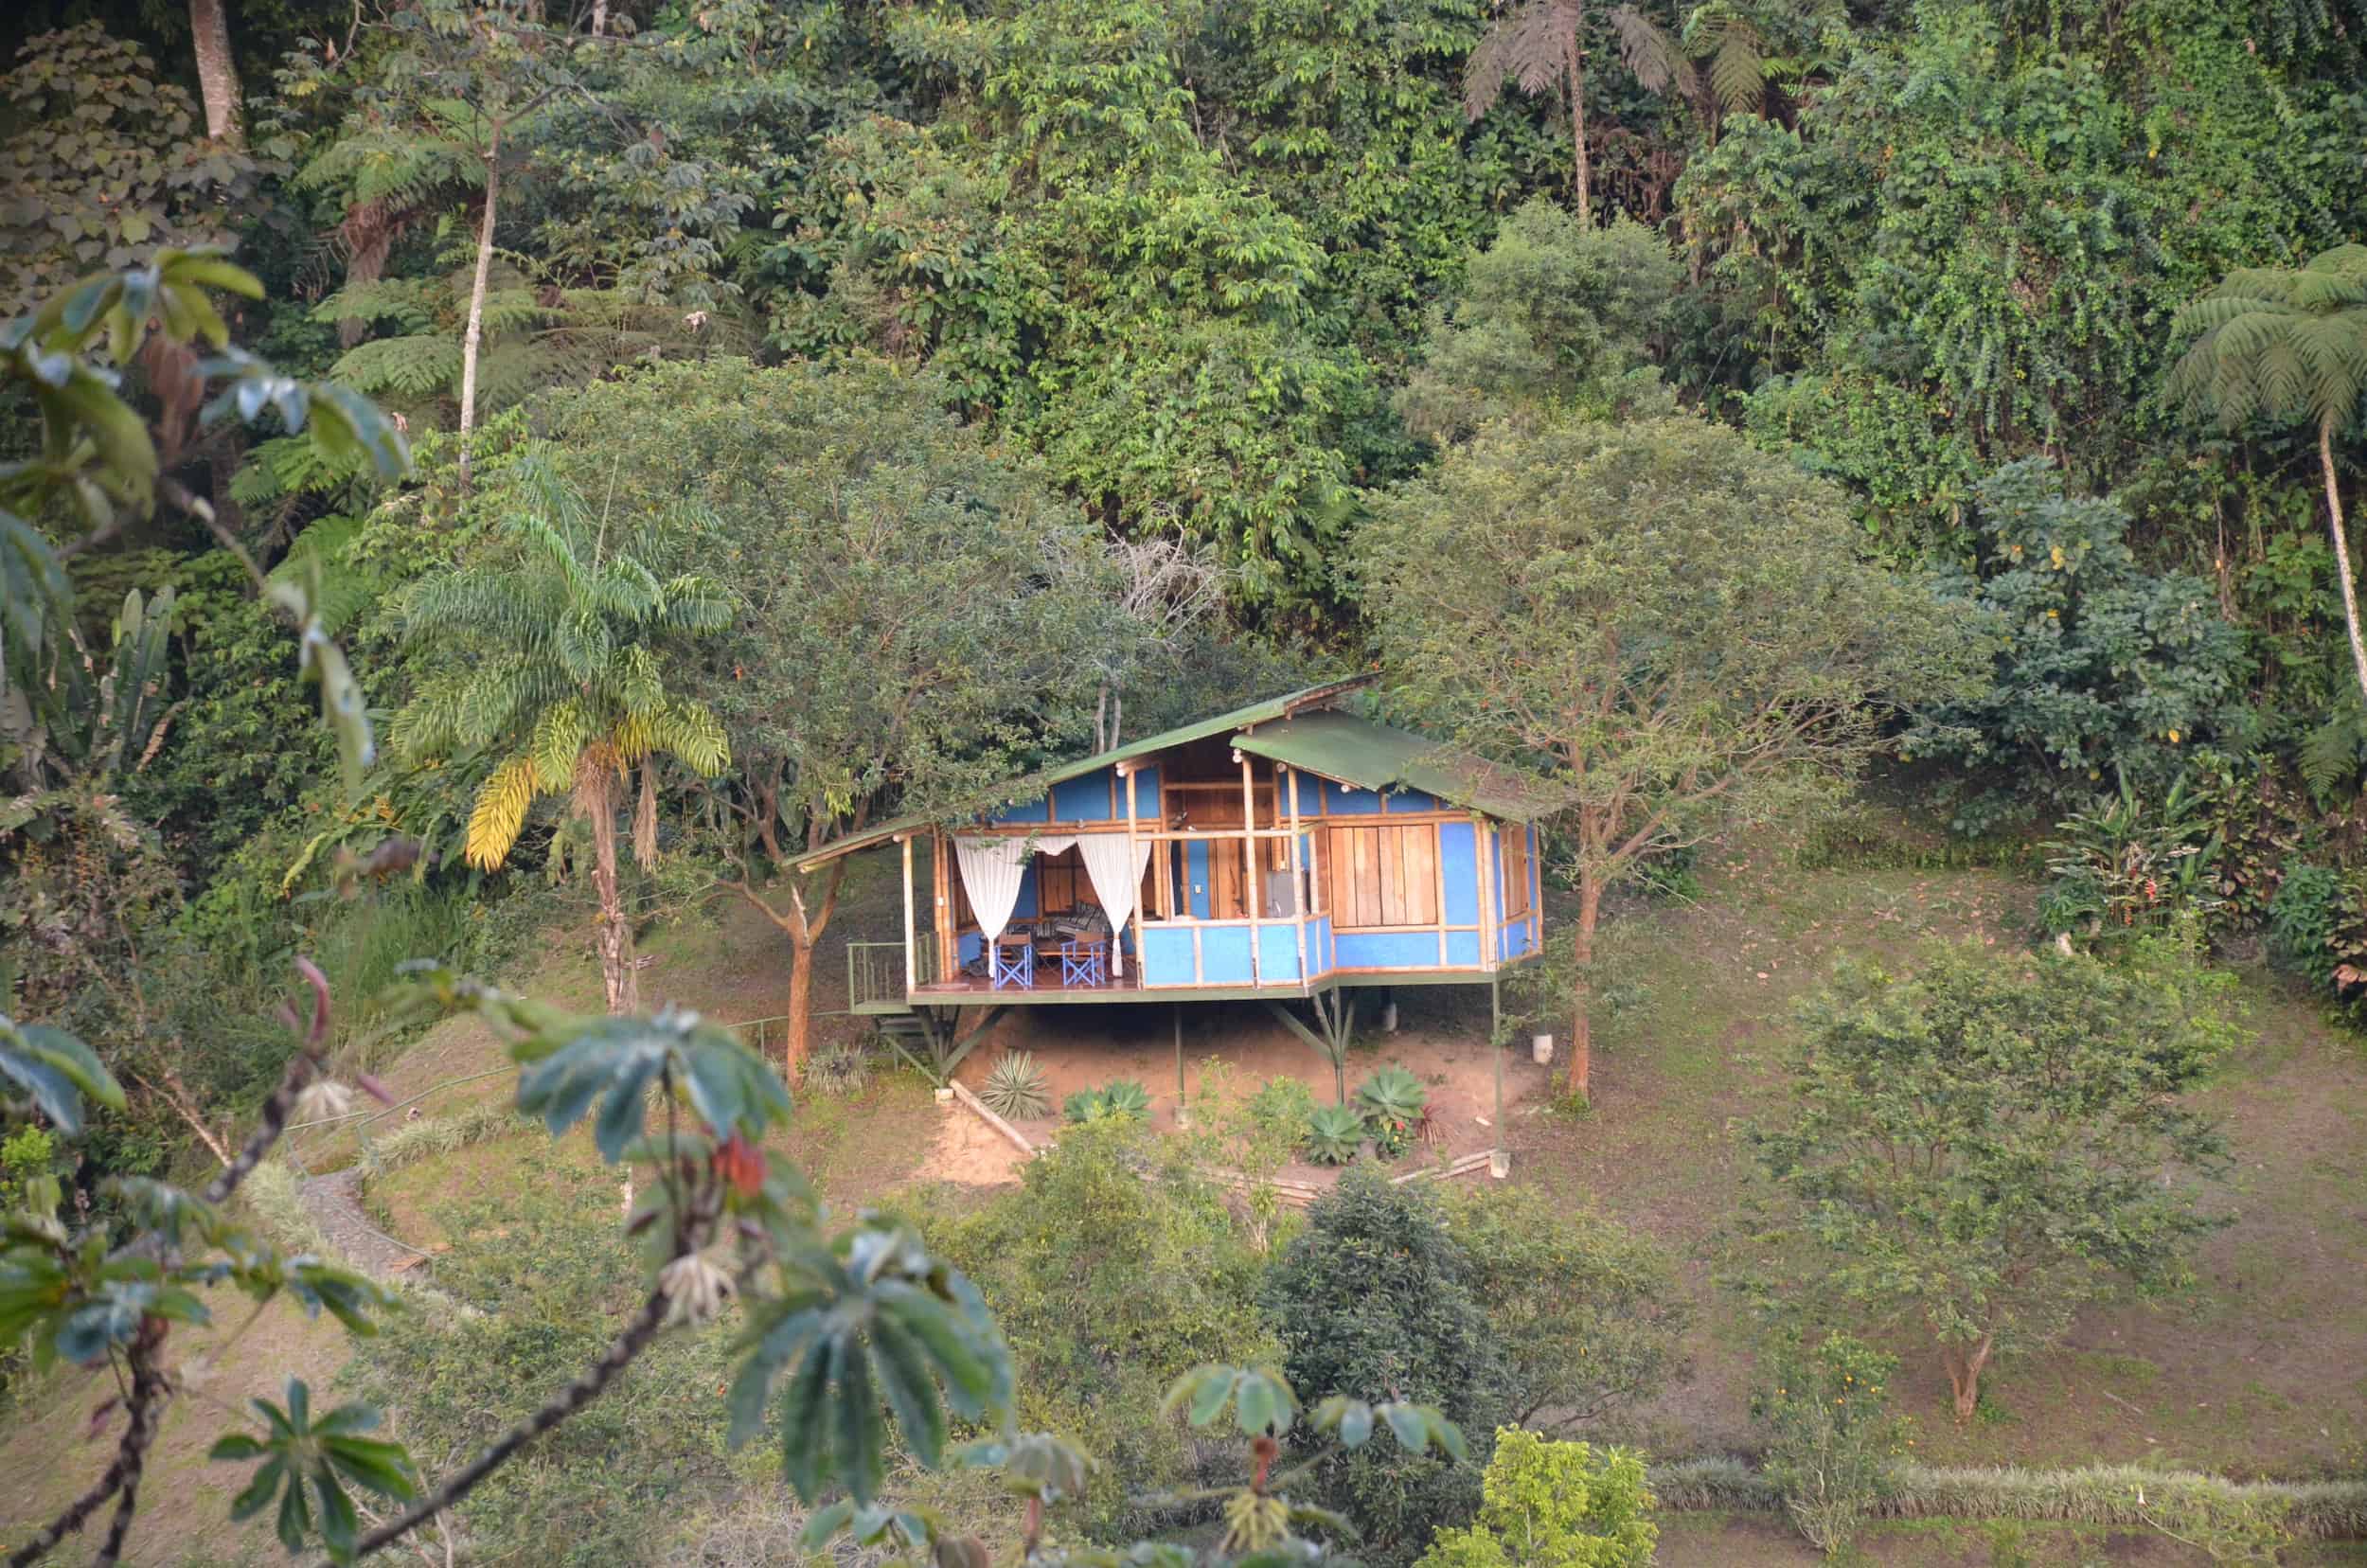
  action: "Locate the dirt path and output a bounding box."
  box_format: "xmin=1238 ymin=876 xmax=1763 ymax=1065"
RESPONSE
xmin=298 ymin=1167 xmax=428 ymax=1279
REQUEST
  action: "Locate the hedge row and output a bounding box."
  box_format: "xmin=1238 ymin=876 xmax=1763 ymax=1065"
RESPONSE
xmin=1650 ymin=1457 xmax=2367 ymax=1540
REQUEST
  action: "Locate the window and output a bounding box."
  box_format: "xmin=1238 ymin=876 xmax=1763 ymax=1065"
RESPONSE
xmin=1326 ymin=824 xmax=1440 ymax=928
xmin=1500 ymin=824 xmax=1533 ymax=919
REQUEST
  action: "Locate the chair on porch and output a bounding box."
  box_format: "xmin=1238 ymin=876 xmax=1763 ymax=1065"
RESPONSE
xmin=1059 ymin=939 xmax=1108 ymax=988
xmin=990 ymin=934 xmax=1036 ymax=990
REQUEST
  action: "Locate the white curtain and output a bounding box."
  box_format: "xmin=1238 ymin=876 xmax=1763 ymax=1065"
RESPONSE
xmin=1077 ymin=834 xmax=1155 ymax=977
xmin=953 ymin=834 xmax=1077 ymax=947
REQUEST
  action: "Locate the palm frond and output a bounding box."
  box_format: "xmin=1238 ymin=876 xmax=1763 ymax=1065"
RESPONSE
xmin=466 ymin=754 xmax=541 ymax=870
xmin=531 ymin=696 xmax=593 ymax=791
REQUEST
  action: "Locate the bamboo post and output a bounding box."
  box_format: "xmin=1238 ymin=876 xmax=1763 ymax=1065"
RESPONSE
xmin=900 ymin=834 xmax=917 ymax=997
xmin=1490 ymin=976 xmax=1508 ymax=1178
xmin=1475 ymin=815 xmax=1499 ymax=971
xmin=1237 ymin=752 xmax=1261 ymax=948
xmin=1173 ymin=1005 xmax=1187 ymax=1127
xmin=1125 ymin=765 xmax=1143 ymax=982
xmin=1284 ymin=764 xmax=1309 ymax=984
xmin=934 ymin=829 xmax=954 ymax=985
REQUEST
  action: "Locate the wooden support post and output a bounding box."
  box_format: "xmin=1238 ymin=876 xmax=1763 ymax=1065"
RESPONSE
xmin=934 ymin=829 xmax=954 ymax=986
xmin=1490 ymin=976 xmax=1508 ymax=1178
xmin=1474 ymin=815 xmax=1499 ymax=971
xmin=1285 ymin=764 xmax=1309 ymax=985
xmin=1124 ymin=766 xmax=1141 ymax=982
xmin=900 ymin=834 xmax=917 ymax=998
xmin=1174 ymin=1005 xmax=1186 ymax=1125
xmin=1433 ymin=820 xmax=1450 ymax=968
xmin=1237 ymin=751 xmax=1261 ymax=978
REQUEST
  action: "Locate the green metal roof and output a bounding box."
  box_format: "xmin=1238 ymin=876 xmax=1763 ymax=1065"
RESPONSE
xmin=1230 ymin=711 xmax=1568 ymax=824
xmin=793 ymin=677 xmax=1376 ymax=870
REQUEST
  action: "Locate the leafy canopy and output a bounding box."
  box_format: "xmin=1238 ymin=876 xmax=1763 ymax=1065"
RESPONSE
xmin=1743 ymin=941 xmax=2239 ymax=1417
xmin=1359 ymin=412 xmax=1985 ymax=889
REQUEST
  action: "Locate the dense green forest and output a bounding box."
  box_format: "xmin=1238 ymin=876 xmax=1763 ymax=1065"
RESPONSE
xmin=8 ymin=0 xmax=2367 ymax=1560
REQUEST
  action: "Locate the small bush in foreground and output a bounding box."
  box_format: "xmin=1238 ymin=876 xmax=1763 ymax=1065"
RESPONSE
xmin=1415 ymin=1428 xmax=1656 ymax=1568
xmin=1753 ymin=1331 xmax=1904 ymax=1556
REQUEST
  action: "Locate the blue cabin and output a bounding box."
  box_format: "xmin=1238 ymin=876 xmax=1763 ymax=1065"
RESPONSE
xmin=810 ymin=682 xmax=1552 ymax=1040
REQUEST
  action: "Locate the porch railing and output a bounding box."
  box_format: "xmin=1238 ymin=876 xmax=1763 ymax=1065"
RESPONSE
xmin=845 ymin=937 xmax=937 ymax=1010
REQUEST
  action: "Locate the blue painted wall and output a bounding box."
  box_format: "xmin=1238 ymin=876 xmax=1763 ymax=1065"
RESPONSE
xmin=1184 ymin=842 xmax=1212 ymax=918
xmin=1143 ymin=926 xmax=1196 ymax=985
xmin=1440 ymin=822 xmax=1479 ymax=925
xmin=1257 ymin=923 xmax=1302 ymax=981
xmin=1336 ymin=931 xmax=1443 ymax=969
xmin=985 ymin=763 xmax=1160 ymax=827
xmin=1201 ymin=925 xmax=1255 ymax=984
xmin=1387 ymin=789 xmax=1439 ymax=811
xmin=1446 ymin=930 xmax=1481 ymax=967
xmin=1322 ymin=779 xmax=1380 ymax=815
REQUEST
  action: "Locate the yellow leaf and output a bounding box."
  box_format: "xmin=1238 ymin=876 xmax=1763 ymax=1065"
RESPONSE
xmin=466 ymin=756 xmax=540 ymax=870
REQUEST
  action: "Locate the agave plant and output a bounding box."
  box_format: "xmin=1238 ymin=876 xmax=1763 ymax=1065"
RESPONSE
xmin=1099 ymin=1079 xmax=1151 ymax=1120
xmin=1304 ymin=1104 xmax=1366 ymax=1166
xmin=1355 ymin=1067 xmax=1428 ymax=1122
xmin=981 ymin=1051 xmax=1052 ymax=1120
xmin=1062 ymin=1088 xmax=1106 ymax=1124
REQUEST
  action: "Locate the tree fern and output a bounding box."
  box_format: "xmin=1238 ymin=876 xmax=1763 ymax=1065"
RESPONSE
xmin=2171 ymin=245 xmax=2367 ymax=707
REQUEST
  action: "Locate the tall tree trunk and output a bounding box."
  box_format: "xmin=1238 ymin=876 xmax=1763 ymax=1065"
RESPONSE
xmin=1941 ymin=1332 xmax=1994 ymax=1424
xmin=188 ymin=0 xmax=242 ymax=146
xmin=587 ymin=759 xmax=638 ymax=1014
xmin=783 ymin=933 xmax=815 ymax=1078
xmin=723 ymin=857 xmax=846 ymax=1079
xmin=457 ymin=123 xmax=502 ymax=490
xmin=1564 ymin=33 xmax=1592 ymax=226
xmin=1566 ymin=870 xmax=1599 ymax=1101
xmin=2320 ymin=417 xmax=2367 ymax=708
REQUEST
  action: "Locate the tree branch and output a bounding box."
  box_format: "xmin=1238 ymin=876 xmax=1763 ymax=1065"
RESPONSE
xmin=9 ymin=1320 xmax=169 ymax=1568
xmin=339 ymin=1202 xmax=714 ymax=1564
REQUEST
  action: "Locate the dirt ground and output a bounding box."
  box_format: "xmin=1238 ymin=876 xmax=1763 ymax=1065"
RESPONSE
xmin=941 ymin=989 xmax=1547 ymax=1187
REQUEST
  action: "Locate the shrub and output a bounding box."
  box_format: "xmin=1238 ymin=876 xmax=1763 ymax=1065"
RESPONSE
xmin=1304 ymin=1104 xmax=1366 ymax=1166
xmin=805 ymin=1041 xmax=871 ymax=1096
xmin=2267 ymin=864 xmax=2367 ymax=1026
xmin=1900 ymin=459 xmax=2250 ymax=831
xmin=1065 ymin=1078 xmax=1151 ymax=1124
xmin=1415 ymin=1428 xmax=1656 ymax=1568
xmin=363 ymin=1098 xmax=531 ymax=1172
xmin=347 ymin=1175 xmax=741 ymax=1565
xmin=1262 ymin=1169 xmax=1504 ymax=1562
xmin=2037 ymin=777 xmax=2225 ymax=944
xmin=1355 ymin=1067 xmax=1427 ymax=1159
xmin=981 ymin=1050 xmax=1051 ymax=1120
xmin=930 ymin=1120 xmax=1272 ymax=1534
xmin=1753 ymin=1331 xmax=1905 ymax=1555
xmin=1440 ymin=1184 xmax=1689 ymax=1431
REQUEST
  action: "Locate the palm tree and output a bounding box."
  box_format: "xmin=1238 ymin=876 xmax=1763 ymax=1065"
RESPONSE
xmin=2170 ymin=244 xmax=2367 ymax=709
xmin=395 ymin=455 xmax=730 ymax=1012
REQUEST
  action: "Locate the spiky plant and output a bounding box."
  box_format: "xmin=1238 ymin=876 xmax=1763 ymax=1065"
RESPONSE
xmin=1099 ymin=1079 xmax=1151 ymax=1121
xmin=807 ymin=1042 xmax=872 ymax=1097
xmin=394 ymin=452 xmax=730 ymax=1013
xmin=1304 ymin=1104 xmax=1367 ymax=1166
xmin=981 ymin=1051 xmax=1051 ymax=1121
xmin=2171 ymin=245 xmax=2367 ymax=711
xmin=1354 ymin=1067 xmax=1429 ymax=1123
xmin=1062 ymin=1088 xmax=1106 ymax=1125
